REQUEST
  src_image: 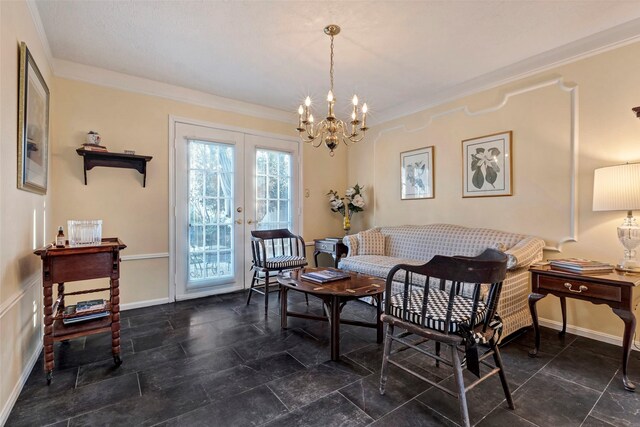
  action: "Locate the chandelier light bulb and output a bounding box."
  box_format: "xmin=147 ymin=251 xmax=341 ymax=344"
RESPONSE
xmin=351 ymin=111 xmax=356 ymax=120
xmin=352 ymin=95 xmax=358 ymax=106
xmin=298 ymin=105 xmax=304 ymax=115
xmin=362 ymin=103 xmax=368 ymax=114
xmin=309 ymin=114 xmax=314 ymax=123
xmin=327 ymin=91 xmax=334 ymax=102
xmin=304 ymin=96 xmax=311 ymax=107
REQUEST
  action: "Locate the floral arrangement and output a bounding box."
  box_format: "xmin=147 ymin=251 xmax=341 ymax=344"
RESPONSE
xmin=327 ymin=184 xmax=365 ymax=217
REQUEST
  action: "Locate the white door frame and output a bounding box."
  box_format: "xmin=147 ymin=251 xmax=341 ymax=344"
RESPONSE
xmin=168 ymin=115 xmax=303 ymax=302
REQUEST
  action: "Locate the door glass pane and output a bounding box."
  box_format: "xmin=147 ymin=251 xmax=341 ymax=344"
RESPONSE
xmin=188 ymin=140 xmax=234 ymax=283
xmin=255 ymin=149 xmax=292 ymax=231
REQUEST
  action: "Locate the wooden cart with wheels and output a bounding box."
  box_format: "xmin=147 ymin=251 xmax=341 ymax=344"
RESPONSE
xmin=34 ymin=238 xmax=126 ymax=384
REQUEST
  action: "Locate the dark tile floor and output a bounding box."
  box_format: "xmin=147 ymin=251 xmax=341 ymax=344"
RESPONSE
xmin=6 ymin=290 xmax=640 ymax=426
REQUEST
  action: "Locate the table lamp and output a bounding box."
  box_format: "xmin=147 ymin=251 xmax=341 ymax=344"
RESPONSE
xmin=593 ymin=162 xmax=640 ymax=271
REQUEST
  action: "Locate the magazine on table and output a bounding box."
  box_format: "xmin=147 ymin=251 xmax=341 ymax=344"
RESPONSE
xmin=301 ymin=269 xmax=351 ymax=283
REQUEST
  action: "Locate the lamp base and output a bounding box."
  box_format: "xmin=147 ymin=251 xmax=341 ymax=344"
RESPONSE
xmin=615 ymin=261 xmax=640 ymax=273
xmin=616 ymin=265 xmax=640 ymax=273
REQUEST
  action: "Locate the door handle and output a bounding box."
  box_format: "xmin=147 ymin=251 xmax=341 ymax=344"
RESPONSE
xmin=235 ymin=219 xmax=243 ymax=225
xmin=247 ymin=219 xmax=254 ymax=225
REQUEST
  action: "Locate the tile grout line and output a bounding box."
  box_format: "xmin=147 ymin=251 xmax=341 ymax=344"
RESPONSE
xmin=579 ymin=368 xmax=618 ymax=427
xmin=265 ymin=382 xmax=293 ymax=412
xmin=136 ymin=372 xmax=142 ymax=397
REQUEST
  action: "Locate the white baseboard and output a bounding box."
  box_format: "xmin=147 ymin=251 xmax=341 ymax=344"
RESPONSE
xmin=0 ymin=336 xmax=42 ymax=426
xmin=539 ymin=317 xmax=640 ymax=349
xmin=120 ymin=297 xmax=170 ymax=311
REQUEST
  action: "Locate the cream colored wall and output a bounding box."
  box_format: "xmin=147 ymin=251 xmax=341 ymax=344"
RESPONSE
xmin=349 ymin=41 xmax=640 ymax=341
xmin=51 ymin=77 xmax=347 ymax=304
xmin=0 ymin=0 xmax=53 ymax=422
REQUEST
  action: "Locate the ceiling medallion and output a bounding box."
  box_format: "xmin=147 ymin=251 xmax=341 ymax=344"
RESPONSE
xmin=296 ymin=24 xmax=368 ymax=156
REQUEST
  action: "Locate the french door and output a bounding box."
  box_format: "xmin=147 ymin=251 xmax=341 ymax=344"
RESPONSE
xmin=173 ymin=121 xmax=299 ymax=300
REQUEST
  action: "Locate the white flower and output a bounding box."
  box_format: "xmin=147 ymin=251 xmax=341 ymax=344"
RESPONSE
xmin=331 ymin=199 xmax=344 ymax=209
xmin=352 ymin=194 xmax=365 ymax=208
xmin=345 ymin=187 xmax=356 ymax=197
xmin=328 ymin=194 xmax=337 ymax=202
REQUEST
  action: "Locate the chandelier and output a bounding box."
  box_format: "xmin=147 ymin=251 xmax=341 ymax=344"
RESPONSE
xmin=296 ymin=24 xmax=368 ymax=156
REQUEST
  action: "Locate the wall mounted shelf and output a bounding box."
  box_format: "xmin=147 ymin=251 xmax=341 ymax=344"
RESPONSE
xmin=76 ymin=148 xmax=152 ymax=187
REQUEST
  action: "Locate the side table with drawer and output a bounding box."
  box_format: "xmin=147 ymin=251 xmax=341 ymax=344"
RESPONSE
xmin=529 ymin=265 xmax=640 ymax=391
xmin=313 ymin=238 xmax=348 ymax=268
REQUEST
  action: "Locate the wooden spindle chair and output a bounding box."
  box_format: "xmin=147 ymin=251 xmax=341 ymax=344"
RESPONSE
xmin=379 ymin=248 xmax=513 ymax=427
xmin=247 ymin=229 xmax=308 ymax=314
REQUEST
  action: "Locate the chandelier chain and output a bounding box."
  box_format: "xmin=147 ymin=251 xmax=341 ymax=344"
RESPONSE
xmin=329 ymin=34 xmax=334 ymax=93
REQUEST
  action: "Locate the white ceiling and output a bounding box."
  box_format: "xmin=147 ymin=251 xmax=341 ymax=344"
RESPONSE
xmin=34 ymin=1 xmax=640 ymax=124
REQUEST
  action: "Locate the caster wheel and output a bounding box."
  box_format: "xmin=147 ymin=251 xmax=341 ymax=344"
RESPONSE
xmin=113 ymin=355 xmax=122 ymax=367
xmin=46 ymin=371 xmax=53 ymax=385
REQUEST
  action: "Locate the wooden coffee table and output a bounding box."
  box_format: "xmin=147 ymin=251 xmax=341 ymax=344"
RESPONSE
xmin=277 ymin=268 xmax=385 ymax=361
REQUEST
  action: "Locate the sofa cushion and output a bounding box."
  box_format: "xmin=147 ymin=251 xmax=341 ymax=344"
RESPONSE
xmin=357 ymin=231 xmax=386 ymax=256
xmin=339 ymin=255 xmax=424 ymax=279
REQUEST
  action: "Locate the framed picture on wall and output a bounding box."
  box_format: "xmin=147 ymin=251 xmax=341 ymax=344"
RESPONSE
xmin=462 ymin=131 xmax=512 ymax=198
xmin=17 ymin=41 xmax=49 ymax=195
xmin=401 ymin=146 xmax=434 ymax=200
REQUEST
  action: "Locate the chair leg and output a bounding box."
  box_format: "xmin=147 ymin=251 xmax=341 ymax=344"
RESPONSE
xmin=435 ymin=342 xmax=441 ymax=367
xmin=451 ymin=344 xmax=471 ymax=427
xmin=305 ymin=293 xmax=309 ymax=305
xmin=246 ymin=270 xmax=257 ymax=306
xmin=491 ymin=338 xmax=515 ymax=410
xmin=379 ymin=323 xmax=394 ymax=395
xmin=264 ymin=271 xmax=270 ymax=315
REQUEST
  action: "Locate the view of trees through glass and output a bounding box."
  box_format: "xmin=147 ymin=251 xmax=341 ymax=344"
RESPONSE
xmin=256 ymin=149 xmax=292 ymax=231
xmin=188 ymin=140 xmax=234 ymax=281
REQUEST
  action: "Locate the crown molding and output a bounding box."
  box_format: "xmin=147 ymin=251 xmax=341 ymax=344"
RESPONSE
xmin=52 ymin=59 xmax=295 ymax=124
xmin=377 ymin=18 xmax=640 ymax=125
xmin=25 ymin=0 xmax=53 ymax=73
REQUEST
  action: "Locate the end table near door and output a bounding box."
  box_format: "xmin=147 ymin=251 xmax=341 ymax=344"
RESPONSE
xmin=314 ymin=238 xmax=348 ymax=268
xmin=528 ymin=265 xmax=640 ymax=391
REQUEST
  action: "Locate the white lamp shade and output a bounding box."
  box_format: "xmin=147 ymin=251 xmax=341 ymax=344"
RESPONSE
xmin=593 ymin=163 xmax=640 ymax=211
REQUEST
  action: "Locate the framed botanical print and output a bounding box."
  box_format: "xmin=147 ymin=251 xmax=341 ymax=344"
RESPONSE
xmin=401 ymin=146 xmax=434 ymax=200
xmin=462 ymin=131 xmax=512 ymax=198
xmin=17 ymin=41 xmax=49 ymax=195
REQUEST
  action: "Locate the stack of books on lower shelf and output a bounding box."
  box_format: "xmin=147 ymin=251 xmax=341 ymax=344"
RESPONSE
xmin=62 ymin=299 xmax=109 ymax=325
xmin=549 ymin=258 xmax=614 ymax=274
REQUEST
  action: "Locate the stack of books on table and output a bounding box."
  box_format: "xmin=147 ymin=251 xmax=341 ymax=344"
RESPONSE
xmin=62 ymin=299 xmax=109 ymax=324
xmin=79 ymin=143 xmax=108 ymax=152
xmin=549 ymin=258 xmax=614 ymax=274
xmin=301 ymin=270 xmax=351 ymax=283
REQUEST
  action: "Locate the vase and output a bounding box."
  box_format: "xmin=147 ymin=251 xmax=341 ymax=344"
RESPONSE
xmin=343 ymin=210 xmax=351 ymax=234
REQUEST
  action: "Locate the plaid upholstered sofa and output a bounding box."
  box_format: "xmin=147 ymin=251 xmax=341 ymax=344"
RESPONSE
xmin=339 ymin=224 xmax=545 ymax=338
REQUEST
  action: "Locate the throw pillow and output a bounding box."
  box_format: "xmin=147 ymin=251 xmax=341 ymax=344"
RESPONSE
xmin=488 ymin=242 xmax=517 ymax=270
xmin=358 ymin=231 xmax=386 ymax=256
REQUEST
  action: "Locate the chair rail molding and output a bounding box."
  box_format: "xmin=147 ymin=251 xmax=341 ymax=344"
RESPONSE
xmin=120 ymin=252 xmax=169 ymax=261
xmin=371 ymin=77 xmax=578 ymax=252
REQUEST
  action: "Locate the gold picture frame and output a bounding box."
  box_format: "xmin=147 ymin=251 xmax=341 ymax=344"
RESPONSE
xmin=401 ymin=146 xmax=434 ymax=200
xmin=462 ymin=131 xmax=512 ymax=198
xmin=18 ymin=41 xmax=49 ymax=195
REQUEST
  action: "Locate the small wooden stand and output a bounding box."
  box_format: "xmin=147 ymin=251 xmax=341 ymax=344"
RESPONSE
xmin=34 ymin=238 xmax=126 ymax=384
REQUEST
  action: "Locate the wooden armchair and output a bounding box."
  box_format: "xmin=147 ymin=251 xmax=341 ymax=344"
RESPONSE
xmin=247 ymin=229 xmax=307 ymax=314
xmin=379 ymin=248 xmax=513 ymax=427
